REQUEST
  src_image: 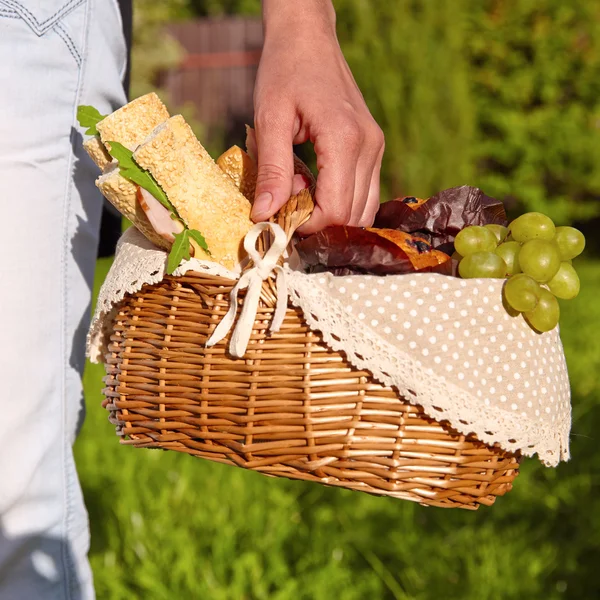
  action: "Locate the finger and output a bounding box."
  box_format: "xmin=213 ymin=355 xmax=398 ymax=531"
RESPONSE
xmin=357 ymin=141 xmax=384 ymax=227
xmin=252 ymin=109 xmax=295 ymax=222
xmin=292 ymin=172 xmax=311 ymax=195
xmin=348 ymin=150 xmax=375 ymax=226
xmin=351 ymin=125 xmax=384 ymax=226
xmin=297 ymin=126 xmax=361 ymax=235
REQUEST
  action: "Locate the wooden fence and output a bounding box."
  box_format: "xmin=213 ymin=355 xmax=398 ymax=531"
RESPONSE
xmin=163 ymin=17 xmax=263 ymax=148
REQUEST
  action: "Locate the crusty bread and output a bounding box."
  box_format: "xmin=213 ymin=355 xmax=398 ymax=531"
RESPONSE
xmin=217 ymin=145 xmax=257 ymax=202
xmin=96 ymin=92 xmax=170 ymax=152
xmin=133 ymin=116 xmax=254 ymax=268
xmin=83 ymin=136 xmax=112 ymax=170
xmin=84 ymin=93 xmax=172 ymax=251
xmin=96 ymin=167 xmax=171 ymax=251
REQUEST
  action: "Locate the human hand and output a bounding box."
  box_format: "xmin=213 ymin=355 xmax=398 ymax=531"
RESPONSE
xmin=251 ymin=0 xmax=385 ymax=234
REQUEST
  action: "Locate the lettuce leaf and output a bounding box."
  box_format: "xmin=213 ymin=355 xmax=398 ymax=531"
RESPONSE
xmin=106 ymin=141 xmax=176 ymax=214
xmin=167 ymin=230 xmax=191 ymax=275
xmin=188 ymin=229 xmax=210 ymax=254
xmin=76 ymin=105 xmax=106 ymax=135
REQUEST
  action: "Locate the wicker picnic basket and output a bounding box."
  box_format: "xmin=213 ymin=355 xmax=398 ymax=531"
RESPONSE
xmin=100 ymin=196 xmax=520 ymax=510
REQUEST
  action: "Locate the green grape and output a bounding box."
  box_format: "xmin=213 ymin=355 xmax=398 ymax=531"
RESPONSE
xmin=503 ymin=274 xmax=541 ymax=312
xmin=485 ymin=224 xmax=509 ymax=244
xmin=518 ymin=239 xmax=561 ymax=282
xmin=547 ymin=262 xmax=580 ymax=300
xmin=454 ymin=226 xmax=498 ymax=257
xmin=459 ymin=252 xmax=507 ymax=279
xmin=554 ymin=226 xmax=586 ymax=260
xmin=509 ymin=212 xmax=556 ymax=242
xmin=524 ymin=288 xmax=560 ymax=333
xmin=495 ymin=241 xmax=522 ymax=276
xmin=502 ymin=293 xmax=521 ymax=318
xmin=452 ymin=251 xmax=463 ymax=262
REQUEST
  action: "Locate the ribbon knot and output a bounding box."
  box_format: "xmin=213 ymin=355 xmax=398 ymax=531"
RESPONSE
xmin=205 ymin=222 xmax=289 ymax=358
xmin=256 ymin=261 xmax=275 ymax=281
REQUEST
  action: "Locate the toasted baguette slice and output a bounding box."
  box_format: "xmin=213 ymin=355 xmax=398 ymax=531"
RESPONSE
xmin=84 ymin=93 xmax=172 ymax=250
xmin=83 ymin=136 xmax=112 ymax=170
xmin=96 ymin=166 xmax=171 ymax=251
xmin=133 ymin=116 xmax=254 ymax=269
xmin=217 ymin=146 xmax=257 ymax=202
xmin=96 ymin=92 xmax=170 ymax=152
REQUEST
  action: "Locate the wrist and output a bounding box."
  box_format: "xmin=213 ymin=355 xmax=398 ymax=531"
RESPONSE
xmin=262 ymin=0 xmax=336 ymax=39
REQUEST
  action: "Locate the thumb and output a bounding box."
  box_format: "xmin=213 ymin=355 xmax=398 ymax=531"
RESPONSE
xmin=252 ymin=113 xmax=294 ymax=222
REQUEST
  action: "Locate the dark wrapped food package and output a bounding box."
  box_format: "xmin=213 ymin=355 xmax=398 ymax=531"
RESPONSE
xmin=296 ymin=226 xmax=452 ymax=276
xmin=374 ymin=185 xmax=508 ymax=250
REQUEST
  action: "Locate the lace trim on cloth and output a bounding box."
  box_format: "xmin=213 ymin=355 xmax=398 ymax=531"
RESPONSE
xmin=87 ymin=228 xmax=571 ymax=466
xmin=87 ymin=228 xmax=238 ymax=363
xmin=284 ymin=270 xmax=570 ymax=467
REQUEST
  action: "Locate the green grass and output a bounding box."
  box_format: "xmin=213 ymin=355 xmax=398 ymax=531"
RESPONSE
xmin=76 ymin=258 xmax=600 ymax=599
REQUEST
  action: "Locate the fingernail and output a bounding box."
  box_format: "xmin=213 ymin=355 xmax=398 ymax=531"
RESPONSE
xmin=252 ymin=192 xmax=273 ymax=221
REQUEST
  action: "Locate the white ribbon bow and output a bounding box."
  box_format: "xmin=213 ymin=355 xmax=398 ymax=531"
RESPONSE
xmin=205 ymin=222 xmax=289 ymax=358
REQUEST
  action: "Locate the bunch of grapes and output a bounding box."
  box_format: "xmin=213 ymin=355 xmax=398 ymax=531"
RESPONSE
xmin=453 ymin=213 xmax=585 ymax=332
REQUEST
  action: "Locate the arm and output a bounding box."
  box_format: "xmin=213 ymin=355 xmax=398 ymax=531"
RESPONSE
xmin=252 ymin=0 xmax=385 ymax=233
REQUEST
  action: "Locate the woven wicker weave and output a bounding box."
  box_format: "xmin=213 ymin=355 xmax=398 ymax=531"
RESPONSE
xmin=103 ymin=272 xmax=520 ymax=510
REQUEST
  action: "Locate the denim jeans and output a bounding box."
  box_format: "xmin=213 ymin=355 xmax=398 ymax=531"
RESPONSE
xmin=0 ymin=1 xmax=126 ymax=597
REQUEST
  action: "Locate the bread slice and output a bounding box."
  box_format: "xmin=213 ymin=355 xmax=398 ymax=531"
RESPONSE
xmin=83 ymin=93 xmax=172 ymax=251
xmin=84 ymin=93 xmax=170 ymax=171
xmin=96 ymin=166 xmax=171 ymax=251
xmin=96 ymin=92 xmax=170 ymax=152
xmin=133 ymin=116 xmax=254 ymax=268
xmin=217 ymin=145 xmax=257 ymax=201
xmin=83 ymin=136 xmax=112 ymax=170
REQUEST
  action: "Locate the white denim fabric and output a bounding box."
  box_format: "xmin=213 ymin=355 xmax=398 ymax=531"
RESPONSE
xmin=0 ymin=1 xmax=126 ymax=597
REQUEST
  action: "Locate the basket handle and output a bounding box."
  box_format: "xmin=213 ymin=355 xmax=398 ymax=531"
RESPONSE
xmin=205 ymin=187 xmax=315 ymax=357
xmin=271 ymin=187 xmax=315 ymax=243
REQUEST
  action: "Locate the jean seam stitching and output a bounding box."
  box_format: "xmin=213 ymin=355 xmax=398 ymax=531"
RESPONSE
xmin=60 ymin=0 xmax=90 ymax=595
xmin=55 ymin=22 xmax=81 ymax=67
xmin=1 ymin=0 xmax=83 ymax=35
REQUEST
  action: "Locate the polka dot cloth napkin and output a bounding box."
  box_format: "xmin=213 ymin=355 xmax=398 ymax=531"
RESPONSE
xmin=286 ymin=270 xmax=571 ymax=466
xmin=88 ymin=228 xmax=571 ymax=466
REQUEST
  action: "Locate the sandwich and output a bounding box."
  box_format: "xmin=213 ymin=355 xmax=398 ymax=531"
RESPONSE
xmin=78 ymin=93 xmax=255 ymax=271
xmin=216 ymin=145 xmax=257 ymax=202
xmin=78 ymin=93 xmax=317 ymax=273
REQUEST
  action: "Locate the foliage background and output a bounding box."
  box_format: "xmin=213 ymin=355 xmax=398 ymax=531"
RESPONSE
xmin=77 ymin=1 xmax=600 ymax=598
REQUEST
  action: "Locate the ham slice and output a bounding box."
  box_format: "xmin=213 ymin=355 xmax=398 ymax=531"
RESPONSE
xmin=136 ymin=186 xmax=184 ymax=243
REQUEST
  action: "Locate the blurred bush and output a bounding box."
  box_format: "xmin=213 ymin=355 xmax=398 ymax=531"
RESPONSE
xmin=171 ymin=0 xmax=600 ymax=224
xmin=129 ymin=0 xmax=187 ymax=99
xmin=335 ymin=0 xmax=600 ymax=223
xmin=466 ymin=0 xmax=600 ymax=223
xmin=130 ymin=0 xmax=206 ymax=138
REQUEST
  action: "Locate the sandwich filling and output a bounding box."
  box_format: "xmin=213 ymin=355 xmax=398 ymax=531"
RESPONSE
xmin=105 ymin=140 xmax=209 ymax=273
xmin=136 ymin=187 xmax=184 ymax=243
xmin=77 ymin=104 xmax=209 ymax=273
